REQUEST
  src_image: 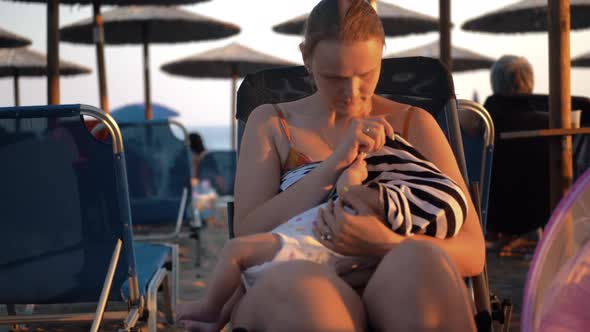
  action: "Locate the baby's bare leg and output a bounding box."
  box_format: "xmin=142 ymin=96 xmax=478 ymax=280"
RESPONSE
xmin=178 ymin=232 xmax=281 ymax=322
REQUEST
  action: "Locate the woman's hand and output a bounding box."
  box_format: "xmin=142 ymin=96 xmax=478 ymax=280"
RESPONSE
xmin=313 ymin=185 xmax=404 ymax=257
xmin=329 ymin=116 xmax=394 ymax=168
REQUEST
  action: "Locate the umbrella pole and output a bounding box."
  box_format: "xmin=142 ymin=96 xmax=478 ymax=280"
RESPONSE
xmin=439 ymin=0 xmax=452 ymax=71
xmin=93 ymin=1 xmax=109 ymax=113
xmin=142 ymin=23 xmax=152 ymax=120
xmin=231 ymin=70 xmax=237 ymax=150
xmin=13 ymin=73 xmax=20 ymax=107
xmin=547 ymin=0 xmax=573 ymax=208
xmin=47 ymin=0 xmax=60 ymax=105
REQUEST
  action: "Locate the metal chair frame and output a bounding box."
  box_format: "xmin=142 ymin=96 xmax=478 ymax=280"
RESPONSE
xmin=0 ymin=105 xmax=175 ymax=332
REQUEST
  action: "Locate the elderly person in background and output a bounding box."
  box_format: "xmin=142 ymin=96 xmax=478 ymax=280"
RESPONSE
xmin=459 ymin=55 xmax=535 ymax=136
xmin=490 ymin=55 xmax=534 ymax=95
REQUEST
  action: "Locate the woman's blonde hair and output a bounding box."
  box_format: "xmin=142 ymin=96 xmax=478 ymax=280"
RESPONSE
xmin=301 ymin=0 xmax=385 ymax=59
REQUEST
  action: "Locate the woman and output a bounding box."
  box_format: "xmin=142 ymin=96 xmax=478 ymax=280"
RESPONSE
xmin=189 ymin=1 xmax=485 ymax=330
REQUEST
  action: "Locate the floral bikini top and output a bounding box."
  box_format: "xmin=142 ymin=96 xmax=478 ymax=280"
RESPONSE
xmin=273 ymin=104 xmax=314 ymax=174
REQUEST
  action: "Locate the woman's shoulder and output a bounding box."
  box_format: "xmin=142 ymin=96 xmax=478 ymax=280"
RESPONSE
xmin=249 ymin=103 xmax=279 ymax=123
xmin=372 ymin=95 xmax=433 ymax=131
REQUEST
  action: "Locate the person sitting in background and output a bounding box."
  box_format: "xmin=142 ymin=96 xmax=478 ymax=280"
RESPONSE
xmin=483 ymin=55 xmax=549 ymax=256
xmin=189 ymin=132 xmax=221 ymax=227
xmin=189 ymin=132 xmax=206 ymax=180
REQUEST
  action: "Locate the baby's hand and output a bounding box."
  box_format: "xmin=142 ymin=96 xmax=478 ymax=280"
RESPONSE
xmin=336 ymin=152 xmax=367 ymax=196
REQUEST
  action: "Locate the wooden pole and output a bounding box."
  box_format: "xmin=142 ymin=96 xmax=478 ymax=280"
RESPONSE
xmin=439 ymin=0 xmax=452 ymax=72
xmin=231 ymin=64 xmax=238 ymax=150
xmin=47 ymin=0 xmax=60 ymax=105
xmin=547 ymin=0 xmax=573 ymax=209
xmin=13 ymin=72 xmax=20 ymax=107
xmin=142 ymin=23 xmax=152 ymax=120
xmin=93 ymin=1 xmax=109 ymax=113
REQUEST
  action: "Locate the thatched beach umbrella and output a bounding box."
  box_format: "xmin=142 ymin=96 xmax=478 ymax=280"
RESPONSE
xmin=272 ymin=0 xmax=439 ymax=37
xmin=6 ymin=0 xmax=211 ymax=108
xmin=60 ymin=5 xmax=240 ymax=119
xmin=461 ymin=0 xmax=590 ymax=33
xmin=0 ymin=47 xmax=90 ymax=106
xmin=572 ymin=50 xmax=590 ymax=67
xmin=161 ymin=42 xmax=297 ymax=149
xmin=385 ymin=40 xmax=495 ymax=72
xmin=0 ymin=27 xmax=32 ymax=48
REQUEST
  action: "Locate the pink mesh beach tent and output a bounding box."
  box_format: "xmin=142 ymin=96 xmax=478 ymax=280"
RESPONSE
xmin=522 ymin=169 xmax=590 ymax=331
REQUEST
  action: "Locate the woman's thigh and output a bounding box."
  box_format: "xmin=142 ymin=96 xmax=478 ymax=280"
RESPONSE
xmin=363 ymin=240 xmax=476 ymax=332
xmin=232 ymin=260 xmax=366 ymax=332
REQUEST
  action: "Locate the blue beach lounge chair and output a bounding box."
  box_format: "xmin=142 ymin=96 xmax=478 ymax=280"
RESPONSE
xmin=0 ymin=104 xmax=176 ymax=332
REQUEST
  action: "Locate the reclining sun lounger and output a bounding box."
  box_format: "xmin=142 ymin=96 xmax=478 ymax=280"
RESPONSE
xmin=0 ymin=104 xmax=177 ymax=332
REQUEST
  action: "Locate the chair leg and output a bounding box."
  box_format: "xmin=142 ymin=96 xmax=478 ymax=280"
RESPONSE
xmin=159 ymin=242 xmax=179 ymax=308
xmin=191 ymin=227 xmax=201 ymax=267
xmin=171 ymin=243 xmax=179 ymax=308
xmin=162 ymin=274 xmax=174 ymax=324
xmin=146 ymin=268 xmax=168 ymax=332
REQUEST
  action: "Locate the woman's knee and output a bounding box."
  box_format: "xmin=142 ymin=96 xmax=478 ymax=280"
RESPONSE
xmin=363 ymin=240 xmax=475 ymax=331
xmin=233 ymin=261 xmax=366 ymax=331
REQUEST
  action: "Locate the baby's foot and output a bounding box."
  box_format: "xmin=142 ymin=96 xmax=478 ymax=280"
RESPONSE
xmin=176 ymin=301 xmax=218 ymax=323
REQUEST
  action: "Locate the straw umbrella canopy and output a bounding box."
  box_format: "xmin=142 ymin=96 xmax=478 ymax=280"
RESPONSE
xmin=572 ymin=50 xmax=590 ymax=66
xmin=60 ymin=5 xmax=240 ymax=119
xmin=461 ymin=0 xmax=590 ymax=33
xmin=0 ymin=27 xmax=32 ymax=48
xmin=385 ymin=41 xmax=494 ymax=72
xmin=6 ymin=0 xmax=211 ymax=109
xmin=272 ymin=1 xmax=440 ymax=37
xmin=161 ymin=42 xmax=298 ymax=149
xmin=0 ymin=47 xmax=90 ymax=106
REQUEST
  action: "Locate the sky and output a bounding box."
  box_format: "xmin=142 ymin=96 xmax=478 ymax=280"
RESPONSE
xmin=1 ymin=0 xmax=589 ymax=129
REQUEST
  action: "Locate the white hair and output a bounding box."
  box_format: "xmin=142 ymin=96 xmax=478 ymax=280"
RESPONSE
xmin=490 ymin=55 xmax=534 ymax=94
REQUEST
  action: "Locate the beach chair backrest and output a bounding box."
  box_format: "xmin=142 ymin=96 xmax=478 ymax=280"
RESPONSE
xmin=236 ymin=57 xmax=467 ymax=178
xmin=0 ymin=104 xmax=139 ymax=304
xmin=118 ymin=120 xmax=194 ymax=226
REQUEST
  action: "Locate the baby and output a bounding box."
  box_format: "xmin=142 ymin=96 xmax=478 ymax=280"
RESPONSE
xmin=178 ymin=135 xmax=468 ymax=328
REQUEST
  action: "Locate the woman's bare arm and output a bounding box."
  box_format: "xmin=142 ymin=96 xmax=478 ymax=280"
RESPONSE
xmin=233 ymin=105 xmax=349 ymax=236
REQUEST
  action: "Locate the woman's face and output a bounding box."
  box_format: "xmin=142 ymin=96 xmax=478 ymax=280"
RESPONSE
xmin=310 ymin=38 xmax=383 ymax=117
